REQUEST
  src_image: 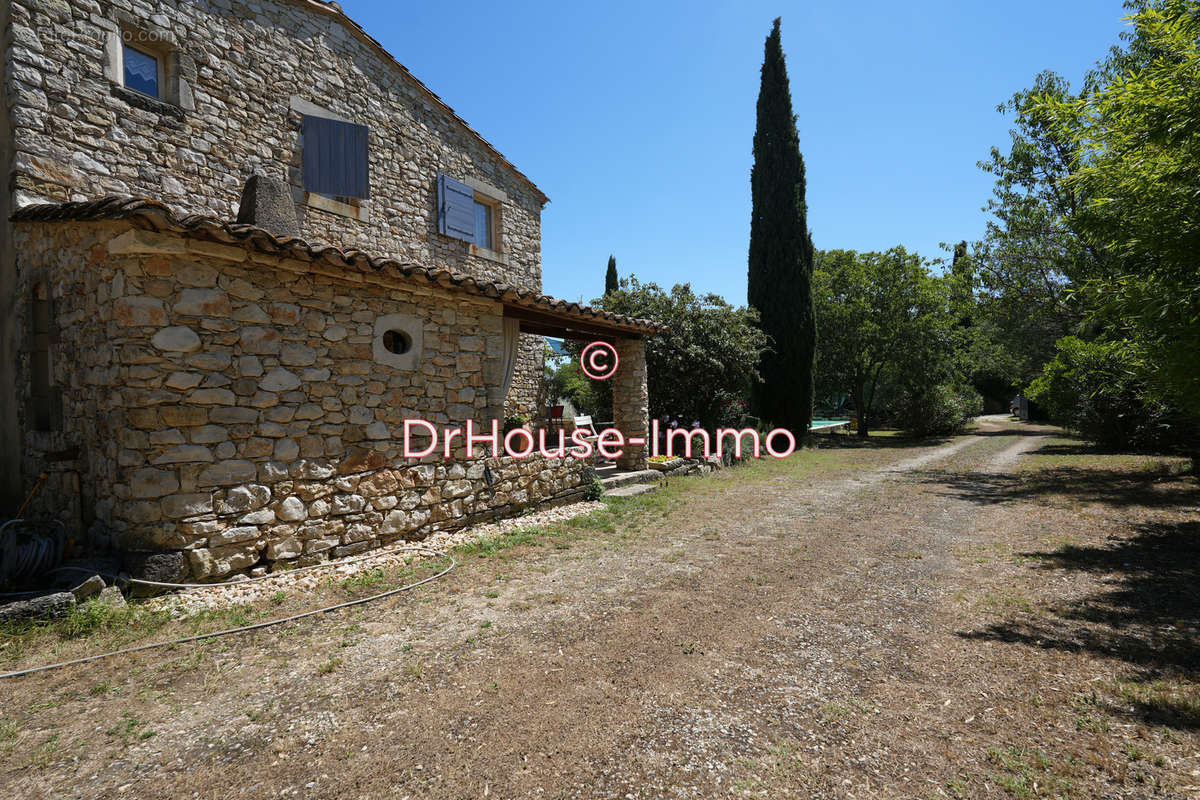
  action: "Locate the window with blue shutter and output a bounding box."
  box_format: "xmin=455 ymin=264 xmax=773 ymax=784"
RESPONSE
xmin=438 ymin=174 xmax=476 ymax=242
xmin=473 ymin=200 xmax=493 ymax=249
xmin=302 ymin=114 xmax=370 ymax=200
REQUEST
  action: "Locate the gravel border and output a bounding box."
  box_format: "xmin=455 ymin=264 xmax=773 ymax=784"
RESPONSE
xmin=145 ymin=500 xmax=607 ymax=615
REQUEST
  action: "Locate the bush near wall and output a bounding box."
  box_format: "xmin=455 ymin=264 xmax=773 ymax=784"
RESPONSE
xmin=1027 ymin=337 xmax=1195 ymax=452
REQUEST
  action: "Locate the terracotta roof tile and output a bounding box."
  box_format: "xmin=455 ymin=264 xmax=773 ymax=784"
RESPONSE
xmin=12 ymin=197 xmax=664 ymax=336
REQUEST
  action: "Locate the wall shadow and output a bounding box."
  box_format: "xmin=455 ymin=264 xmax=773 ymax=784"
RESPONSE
xmin=959 ymin=520 xmax=1200 ymax=729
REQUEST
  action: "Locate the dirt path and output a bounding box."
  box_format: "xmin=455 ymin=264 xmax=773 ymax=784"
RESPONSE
xmin=4 ymin=418 xmax=1197 ymax=798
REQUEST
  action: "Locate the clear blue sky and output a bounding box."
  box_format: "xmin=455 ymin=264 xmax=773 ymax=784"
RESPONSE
xmin=344 ymin=0 xmax=1130 ymax=305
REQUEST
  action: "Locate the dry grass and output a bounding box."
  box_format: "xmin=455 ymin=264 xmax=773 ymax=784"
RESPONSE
xmin=1 ymin=421 xmax=1197 ymax=799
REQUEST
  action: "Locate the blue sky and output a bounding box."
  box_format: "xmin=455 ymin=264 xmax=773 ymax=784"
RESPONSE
xmin=345 ymin=0 xmax=1130 ymax=305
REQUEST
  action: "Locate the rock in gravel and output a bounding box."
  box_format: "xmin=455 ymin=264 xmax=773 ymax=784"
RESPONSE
xmin=0 ymin=592 xmax=76 ymax=622
xmin=70 ymin=574 xmax=106 ymax=602
xmin=96 ymin=586 xmax=127 ymax=610
xmin=124 ymin=551 xmax=190 ymax=596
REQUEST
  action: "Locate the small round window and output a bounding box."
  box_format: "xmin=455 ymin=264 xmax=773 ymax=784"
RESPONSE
xmin=382 ymin=329 xmax=412 ymax=355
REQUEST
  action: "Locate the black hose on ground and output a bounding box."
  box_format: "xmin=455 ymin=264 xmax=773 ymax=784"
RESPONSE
xmin=0 ymin=544 xmax=455 ymax=680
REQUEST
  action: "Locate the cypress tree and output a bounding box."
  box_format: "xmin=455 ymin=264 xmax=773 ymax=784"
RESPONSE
xmin=605 ymin=254 xmax=619 ymax=296
xmin=747 ymin=17 xmax=815 ymax=432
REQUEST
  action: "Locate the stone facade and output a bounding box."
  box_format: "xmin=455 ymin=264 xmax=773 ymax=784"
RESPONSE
xmin=2 ymin=0 xmax=657 ymax=578
xmin=11 ymin=219 xmax=590 ymax=577
xmin=1 ymin=0 xmax=550 ymax=505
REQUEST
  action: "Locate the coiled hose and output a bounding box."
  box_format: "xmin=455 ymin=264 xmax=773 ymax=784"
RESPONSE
xmin=0 ymin=543 xmax=454 ymax=680
xmin=0 ymin=518 xmax=67 ymax=590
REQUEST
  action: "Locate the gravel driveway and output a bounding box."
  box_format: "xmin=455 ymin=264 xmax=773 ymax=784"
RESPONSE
xmin=4 ymin=417 xmax=1197 ymax=799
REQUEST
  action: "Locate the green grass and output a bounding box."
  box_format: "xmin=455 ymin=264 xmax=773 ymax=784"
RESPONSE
xmin=986 ymin=745 xmax=1075 ymax=798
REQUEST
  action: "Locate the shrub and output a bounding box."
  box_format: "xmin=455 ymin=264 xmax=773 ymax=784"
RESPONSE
xmin=1026 ymin=336 xmax=1190 ymax=450
xmin=892 ymin=383 xmax=982 ymax=437
xmin=583 ymin=478 xmax=604 ymax=501
xmin=502 ymin=415 xmax=528 ymax=435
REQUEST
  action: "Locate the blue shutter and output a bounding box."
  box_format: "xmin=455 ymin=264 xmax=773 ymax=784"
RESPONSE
xmin=303 ymin=114 xmax=370 ymax=199
xmin=438 ymin=173 xmax=476 ymax=241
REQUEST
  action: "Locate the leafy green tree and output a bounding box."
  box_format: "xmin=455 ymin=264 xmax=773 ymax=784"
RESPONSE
xmin=747 ymin=17 xmax=815 ymax=432
xmin=599 ymin=278 xmax=768 ymax=429
xmin=544 ymin=357 xmax=602 ymax=418
xmin=813 ymin=248 xmax=956 ymax=436
xmin=605 ymin=254 xmax=619 ymax=296
xmin=1038 ymin=0 xmax=1200 ymax=423
xmin=972 ymin=71 xmax=1106 ymax=383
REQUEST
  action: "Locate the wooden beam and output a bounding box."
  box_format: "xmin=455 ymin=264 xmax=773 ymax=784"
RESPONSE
xmin=502 ymin=303 xmax=643 ymax=340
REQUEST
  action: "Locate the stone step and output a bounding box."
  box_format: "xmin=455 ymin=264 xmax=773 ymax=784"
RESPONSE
xmin=599 ymin=468 xmax=659 ymax=490
xmin=604 ymin=483 xmax=659 ymax=499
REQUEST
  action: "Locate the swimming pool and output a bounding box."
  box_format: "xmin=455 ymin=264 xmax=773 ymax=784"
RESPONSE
xmin=810 ymin=419 xmax=851 ymax=430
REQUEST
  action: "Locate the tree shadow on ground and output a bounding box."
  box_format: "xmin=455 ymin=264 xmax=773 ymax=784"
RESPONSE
xmin=914 ymin=461 xmax=1198 ymax=509
xmin=959 ymin=520 xmax=1200 ymax=729
xmin=812 ymin=433 xmax=952 ymax=450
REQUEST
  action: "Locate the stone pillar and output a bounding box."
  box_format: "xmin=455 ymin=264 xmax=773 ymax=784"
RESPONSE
xmin=613 ymin=337 xmax=649 ymax=470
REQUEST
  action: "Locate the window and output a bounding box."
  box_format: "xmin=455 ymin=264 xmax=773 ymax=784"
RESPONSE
xmin=382 ymin=329 xmax=412 ymax=355
xmin=122 ymin=44 xmax=160 ymax=98
xmin=103 ymin=18 xmax=193 ymax=116
xmin=302 ymin=114 xmax=370 ymax=200
xmin=473 ymin=200 xmax=494 ymax=249
xmin=438 ymin=173 xmax=503 ymax=254
xmin=373 ymin=314 xmax=423 ymax=370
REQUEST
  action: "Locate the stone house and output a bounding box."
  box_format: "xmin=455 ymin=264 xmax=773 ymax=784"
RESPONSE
xmin=1 ymin=0 xmax=657 ymax=580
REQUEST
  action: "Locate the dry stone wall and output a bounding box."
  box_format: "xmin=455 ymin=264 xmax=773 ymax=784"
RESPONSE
xmin=6 ymin=0 xmax=545 ymax=290
xmin=13 ymin=221 xmax=586 ymax=579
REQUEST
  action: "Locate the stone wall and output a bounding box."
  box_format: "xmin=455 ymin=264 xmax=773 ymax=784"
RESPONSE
xmin=12 ymin=219 xmax=582 ymax=579
xmin=3 ymin=0 xmax=552 ymax=500
xmin=5 ymin=0 xmax=546 ymax=289
xmin=506 ymin=334 xmax=545 ymax=422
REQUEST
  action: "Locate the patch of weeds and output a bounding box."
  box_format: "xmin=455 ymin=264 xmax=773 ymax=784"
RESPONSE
xmin=34 ymin=732 xmax=61 ymax=767
xmin=746 ymin=575 xmax=768 ymax=586
xmin=271 ymin=590 xmax=287 ymax=606
xmin=0 ymin=715 xmax=18 ymax=744
xmin=679 ymin=641 xmax=697 ymax=655
xmin=105 ymin=712 xmax=154 ymax=746
xmin=404 ymin=661 xmax=423 ymax=679
xmin=483 ymin=590 xmax=500 ymax=598
xmin=1075 ymin=714 xmax=1110 ymax=734
xmin=317 ymin=657 xmax=343 ymax=674
xmin=765 ymin=737 xmax=811 ymax=782
xmin=341 ymin=568 xmax=387 ymax=592
xmin=1112 ymin=678 xmax=1200 ymax=728
xmin=480 ymin=620 xmax=492 ymax=629
xmin=981 ymin=592 xmax=1033 ymax=613
xmin=820 ymin=701 xmax=852 ymax=720
xmin=27 ymin=698 xmax=60 ymax=714
xmin=456 ymin=527 xmax=543 ymax=559
xmin=946 ymin=776 xmax=970 ymax=798
xmin=986 ymin=745 xmax=1075 ymax=799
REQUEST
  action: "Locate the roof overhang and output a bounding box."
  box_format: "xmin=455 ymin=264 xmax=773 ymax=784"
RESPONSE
xmin=11 ymin=197 xmax=665 ymax=338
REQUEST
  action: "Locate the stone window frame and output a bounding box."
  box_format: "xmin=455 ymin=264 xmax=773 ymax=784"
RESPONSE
xmin=372 ymin=313 xmax=424 ymax=371
xmin=460 ymin=177 xmax=508 ymax=265
xmin=102 ymin=13 xmax=195 ymax=118
xmin=289 ymin=96 xmax=372 ymax=222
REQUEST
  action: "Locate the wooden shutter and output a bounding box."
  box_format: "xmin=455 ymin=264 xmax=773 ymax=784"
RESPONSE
xmin=437 ymin=174 xmax=476 ymax=241
xmin=302 ymin=114 xmax=370 ymax=199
